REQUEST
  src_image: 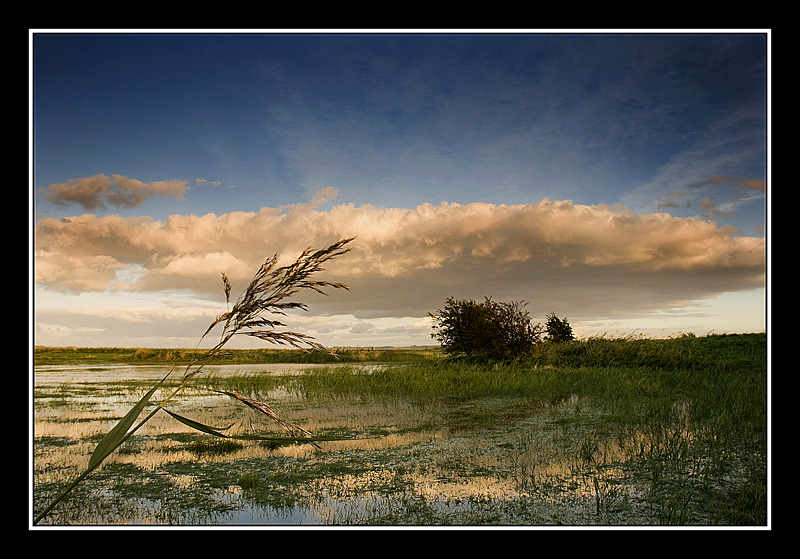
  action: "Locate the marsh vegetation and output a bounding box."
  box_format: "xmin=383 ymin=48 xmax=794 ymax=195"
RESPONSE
xmin=33 ymin=333 xmax=767 ymax=526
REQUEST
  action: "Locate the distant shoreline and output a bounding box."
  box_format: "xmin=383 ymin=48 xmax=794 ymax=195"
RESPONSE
xmin=32 ymin=345 xmax=443 ymax=366
xmin=33 ymin=332 xmax=767 ymax=366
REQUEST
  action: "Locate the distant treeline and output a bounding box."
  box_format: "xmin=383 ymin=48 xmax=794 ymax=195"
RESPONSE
xmin=34 ymin=333 xmax=766 ymax=371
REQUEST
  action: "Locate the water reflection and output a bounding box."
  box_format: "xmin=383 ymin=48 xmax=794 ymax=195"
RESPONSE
xmin=33 ymin=363 xmax=461 ymax=523
xmin=33 ymin=363 xmax=665 ymax=525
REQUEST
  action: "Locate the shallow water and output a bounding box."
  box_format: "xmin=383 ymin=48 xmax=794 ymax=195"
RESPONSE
xmin=33 ymin=363 xmax=466 ymax=524
xmin=32 ymin=362 xmax=692 ymax=526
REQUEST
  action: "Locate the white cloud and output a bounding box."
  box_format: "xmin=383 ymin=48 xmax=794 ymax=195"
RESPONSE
xmin=34 ymin=193 xmax=765 ymax=341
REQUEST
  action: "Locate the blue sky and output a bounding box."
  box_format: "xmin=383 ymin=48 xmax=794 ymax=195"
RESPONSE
xmin=31 ymin=31 xmax=769 ymax=348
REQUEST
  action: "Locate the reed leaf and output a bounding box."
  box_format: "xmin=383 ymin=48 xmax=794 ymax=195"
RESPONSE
xmin=163 ymin=409 xmax=234 ymax=438
xmin=88 ymin=373 xmax=169 ymax=471
xmin=163 ymin=409 xmax=341 ymax=444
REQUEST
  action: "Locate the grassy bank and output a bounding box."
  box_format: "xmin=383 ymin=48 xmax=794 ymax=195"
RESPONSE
xmin=195 ymin=333 xmax=765 ymax=398
xmin=34 ymin=332 xmax=763 ymax=369
xmin=33 ymin=345 xmax=443 ymax=366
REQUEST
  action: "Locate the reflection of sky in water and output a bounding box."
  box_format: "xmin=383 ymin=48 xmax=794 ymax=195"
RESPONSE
xmin=33 ymin=362 xmax=358 ymax=384
xmin=33 ymin=363 xmax=663 ymax=525
xmin=33 ymin=363 xmax=456 ymax=521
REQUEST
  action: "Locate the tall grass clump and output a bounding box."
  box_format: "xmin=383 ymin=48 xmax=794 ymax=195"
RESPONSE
xmin=285 ymin=333 xmax=765 ymax=404
xmin=34 ymin=238 xmax=354 ymax=525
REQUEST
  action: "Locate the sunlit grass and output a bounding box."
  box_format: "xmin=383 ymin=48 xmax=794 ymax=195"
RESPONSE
xmin=34 ymin=345 xmax=443 ymax=366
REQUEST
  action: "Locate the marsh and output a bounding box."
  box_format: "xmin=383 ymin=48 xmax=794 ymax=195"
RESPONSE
xmin=32 ymin=335 xmax=768 ymax=526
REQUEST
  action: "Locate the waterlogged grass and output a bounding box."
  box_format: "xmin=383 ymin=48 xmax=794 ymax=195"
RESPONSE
xmin=33 ymin=334 xmax=767 ymax=526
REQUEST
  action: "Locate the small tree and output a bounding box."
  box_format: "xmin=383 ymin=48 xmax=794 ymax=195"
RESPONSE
xmin=545 ymin=312 xmax=574 ymax=342
xmin=429 ymin=296 xmax=542 ymax=359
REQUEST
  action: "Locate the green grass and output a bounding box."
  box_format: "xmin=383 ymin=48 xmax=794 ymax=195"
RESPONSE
xmin=256 ymin=333 xmax=768 ymax=525
xmin=33 ymin=345 xmax=442 ymax=366
xmin=281 ymin=333 xmax=764 ymax=396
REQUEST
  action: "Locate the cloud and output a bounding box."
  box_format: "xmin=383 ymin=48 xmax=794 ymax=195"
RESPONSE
xmin=194 ymin=178 xmax=223 ymax=187
xmin=34 ymin=305 xmax=223 ymax=348
xmin=34 ymin=193 xmax=765 ymax=322
xmin=41 ymin=174 xmax=189 ymax=210
xmin=690 ymin=176 xmax=766 ymax=192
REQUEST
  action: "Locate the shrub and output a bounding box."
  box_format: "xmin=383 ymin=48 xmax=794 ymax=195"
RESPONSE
xmin=545 ymin=312 xmax=574 ymax=343
xmin=429 ymin=297 xmax=542 ymax=359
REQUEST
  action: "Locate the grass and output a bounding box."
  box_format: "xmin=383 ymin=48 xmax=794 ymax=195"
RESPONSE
xmin=244 ymin=333 xmax=768 ymax=525
xmin=33 ymin=345 xmax=442 ymax=366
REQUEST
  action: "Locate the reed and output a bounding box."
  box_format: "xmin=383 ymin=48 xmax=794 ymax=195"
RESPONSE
xmin=33 ymin=238 xmax=354 ymax=525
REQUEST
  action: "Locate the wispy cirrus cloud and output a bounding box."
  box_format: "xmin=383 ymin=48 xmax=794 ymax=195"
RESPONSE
xmin=689 ymin=176 xmax=766 ymax=192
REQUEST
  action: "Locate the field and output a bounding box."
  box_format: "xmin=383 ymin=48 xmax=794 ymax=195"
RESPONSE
xmin=32 ymin=333 xmax=768 ymax=526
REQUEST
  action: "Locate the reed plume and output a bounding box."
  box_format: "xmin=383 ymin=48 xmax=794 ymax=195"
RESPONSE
xmin=198 ymin=237 xmax=353 ymax=363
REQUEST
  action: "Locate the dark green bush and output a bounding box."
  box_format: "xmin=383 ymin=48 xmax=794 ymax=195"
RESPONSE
xmin=429 ymin=297 xmax=542 ymax=359
xmin=545 ymin=312 xmax=575 ymax=342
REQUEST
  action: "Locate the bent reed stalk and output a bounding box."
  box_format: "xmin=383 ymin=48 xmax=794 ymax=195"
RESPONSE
xmin=34 ymin=238 xmax=354 ymax=525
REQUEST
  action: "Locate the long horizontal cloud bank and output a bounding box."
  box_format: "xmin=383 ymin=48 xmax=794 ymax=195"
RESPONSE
xmin=34 ymin=195 xmax=765 ymax=322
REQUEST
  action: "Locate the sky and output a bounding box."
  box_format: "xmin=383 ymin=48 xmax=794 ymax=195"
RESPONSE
xmin=30 ymin=30 xmax=769 ymax=349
